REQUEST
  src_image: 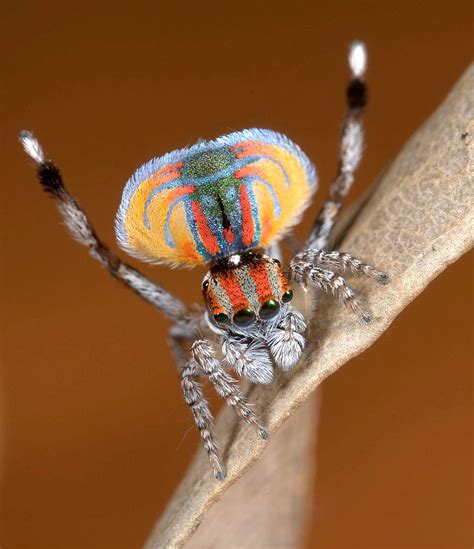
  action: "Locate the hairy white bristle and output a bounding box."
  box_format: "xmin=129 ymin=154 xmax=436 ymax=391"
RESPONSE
xmin=341 ymin=120 xmax=363 ymax=173
xmin=19 ymin=130 xmax=45 ymax=164
xmin=348 ymin=41 xmax=367 ymax=79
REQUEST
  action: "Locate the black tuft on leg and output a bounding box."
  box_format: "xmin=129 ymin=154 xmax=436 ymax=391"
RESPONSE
xmin=347 ymin=78 xmax=367 ymax=111
xmin=37 ymin=161 xmax=66 ymax=198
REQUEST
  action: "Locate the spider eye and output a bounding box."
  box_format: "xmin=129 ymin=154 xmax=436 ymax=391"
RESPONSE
xmin=233 ymin=308 xmax=255 ymax=327
xmin=214 ymin=313 xmax=229 ymax=324
xmin=202 ymin=280 xmax=209 ymax=290
xmin=282 ymin=290 xmax=294 ymax=303
xmin=259 ymin=299 xmax=280 ymax=320
xmin=273 ymin=258 xmax=281 ymax=267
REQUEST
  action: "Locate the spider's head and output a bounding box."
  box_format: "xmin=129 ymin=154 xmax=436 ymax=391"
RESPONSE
xmin=202 ymin=250 xmax=294 ymax=328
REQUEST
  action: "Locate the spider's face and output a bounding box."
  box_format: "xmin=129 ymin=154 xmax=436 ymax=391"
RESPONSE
xmin=202 ymin=251 xmax=294 ymax=328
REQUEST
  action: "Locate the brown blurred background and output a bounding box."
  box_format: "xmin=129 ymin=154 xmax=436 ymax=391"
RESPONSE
xmin=1 ymin=1 xmax=472 ymax=548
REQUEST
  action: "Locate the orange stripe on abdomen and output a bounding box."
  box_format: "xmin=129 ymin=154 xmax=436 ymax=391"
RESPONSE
xmin=151 ymin=162 xmax=183 ymax=186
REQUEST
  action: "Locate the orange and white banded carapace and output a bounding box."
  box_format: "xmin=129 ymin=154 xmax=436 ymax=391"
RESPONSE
xmin=202 ymin=251 xmax=294 ymax=327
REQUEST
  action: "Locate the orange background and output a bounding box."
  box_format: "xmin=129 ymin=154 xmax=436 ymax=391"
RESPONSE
xmin=1 ymin=2 xmax=472 ymax=548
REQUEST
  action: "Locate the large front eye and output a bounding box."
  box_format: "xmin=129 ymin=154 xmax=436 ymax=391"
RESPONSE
xmin=214 ymin=313 xmax=229 ymax=324
xmin=259 ymin=299 xmax=280 ymax=320
xmin=233 ymin=308 xmax=255 ymax=327
xmin=282 ymin=290 xmax=294 ymax=303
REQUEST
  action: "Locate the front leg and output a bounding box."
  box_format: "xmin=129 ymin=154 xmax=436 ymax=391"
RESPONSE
xmin=192 ymin=339 xmax=268 ymax=439
xmin=181 ymin=358 xmax=224 ymax=479
xmin=183 ymin=338 xmax=268 ymax=479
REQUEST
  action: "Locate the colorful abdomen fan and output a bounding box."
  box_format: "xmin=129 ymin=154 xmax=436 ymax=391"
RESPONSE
xmin=115 ymin=128 xmax=317 ymax=267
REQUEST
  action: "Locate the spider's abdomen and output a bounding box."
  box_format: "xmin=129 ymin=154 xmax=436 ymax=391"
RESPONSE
xmin=115 ymin=128 xmax=317 ymax=266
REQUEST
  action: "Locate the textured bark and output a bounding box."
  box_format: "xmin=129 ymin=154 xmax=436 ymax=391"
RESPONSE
xmin=144 ymin=65 xmax=473 ymax=548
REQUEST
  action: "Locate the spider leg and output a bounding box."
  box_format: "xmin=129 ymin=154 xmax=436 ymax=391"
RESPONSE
xmin=192 ymin=339 xmax=268 ymax=438
xmin=168 ymin=312 xmax=206 ymax=370
xmin=181 ymin=358 xmax=224 ymax=479
xmin=265 ymin=308 xmax=307 ymax=371
xmin=19 ymin=131 xmax=188 ymax=321
xmin=293 ymin=250 xmax=389 ymax=285
xmin=290 ymin=261 xmax=372 ymax=324
xmin=169 ymin=321 xmax=197 ymax=369
xmin=306 ymin=41 xmax=368 ymax=251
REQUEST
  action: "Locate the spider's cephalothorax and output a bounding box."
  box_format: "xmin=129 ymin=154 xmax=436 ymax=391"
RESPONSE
xmin=20 ymin=42 xmax=388 ymax=480
xmin=202 ymin=251 xmax=293 ymax=327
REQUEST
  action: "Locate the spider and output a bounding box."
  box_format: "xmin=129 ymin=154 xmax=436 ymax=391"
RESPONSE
xmin=20 ymin=41 xmax=387 ymax=480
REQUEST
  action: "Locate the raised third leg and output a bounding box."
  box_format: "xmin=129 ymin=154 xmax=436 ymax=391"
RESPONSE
xmin=306 ymin=42 xmax=368 ymax=251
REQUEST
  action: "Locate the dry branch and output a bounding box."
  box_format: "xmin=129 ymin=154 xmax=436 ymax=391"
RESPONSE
xmin=186 ymin=393 xmax=320 ymax=549
xmin=145 ymin=65 xmax=474 ymax=548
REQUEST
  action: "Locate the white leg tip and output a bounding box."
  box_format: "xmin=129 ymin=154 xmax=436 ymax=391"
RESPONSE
xmin=349 ymin=41 xmax=367 ymax=79
xmin=19 ymin=130 xmax=45 ymax=164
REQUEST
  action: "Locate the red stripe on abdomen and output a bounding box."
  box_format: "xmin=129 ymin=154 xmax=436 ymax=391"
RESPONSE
xmin=165 ymin=185 xmax=195 ymax=203
xmin=153 ymin=162 xmax=183 ymax=186
xmin=224 ymin=226 xmax=235 ymax=244
xmin=191 ymin=200 xmax=220 ymax=256
xmin=239 ymin=184 xmax=255 ymax=246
